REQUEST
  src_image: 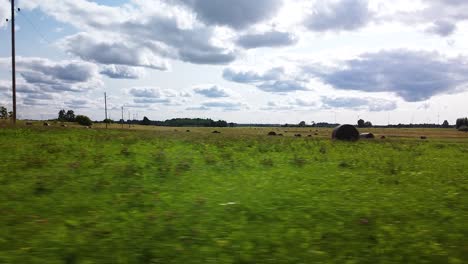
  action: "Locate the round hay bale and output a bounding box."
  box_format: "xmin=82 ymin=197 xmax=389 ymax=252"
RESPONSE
xmin=277 ymin=133 xmax=284 ymax=137
xmin=295 ymin=134 xmax=302 ymax=137
xmin=380 ymin=135 xmax=386 ymax=139
xmin=268 ymin=131 xmax=277 ymax=136
xmin=332 ymin=125 xmax=359 ymax=141
xmin=186 ymin=130 xmax=191 ymax=132
xmin=308 ymin=135 xmax=312 ymax=137
xmin=25 ymin=122 xmax=33 ymax=126
xmin=420 ymin=136 xmax=427 ymax=140
xmin=360 ymin=133 xmax=375 ymax=139
xmin=212 ymin=131 xmax=221 ymax=134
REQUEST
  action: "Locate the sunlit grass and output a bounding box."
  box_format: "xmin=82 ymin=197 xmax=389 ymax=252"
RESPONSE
xmin=0 ymin=127 xmax=467 ymax=263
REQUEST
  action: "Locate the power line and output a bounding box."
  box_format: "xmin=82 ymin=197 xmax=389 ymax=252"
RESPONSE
xmin=4 ymin=6 xmax=64 ymax=119
xmin=16 ymin=9 xmax=54 ymax=45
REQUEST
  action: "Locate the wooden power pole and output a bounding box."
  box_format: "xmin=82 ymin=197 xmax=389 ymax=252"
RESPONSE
xmin=121 ymin=106 xmax=124 ymax=128
xmin=104 ymin=92 xmax=108 ymax=129
xmin=11 ymin=0 xmax=17 ymax=124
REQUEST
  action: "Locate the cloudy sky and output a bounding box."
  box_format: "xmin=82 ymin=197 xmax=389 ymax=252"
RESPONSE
xmin=1 ymin=0 xmax=468 ymax=124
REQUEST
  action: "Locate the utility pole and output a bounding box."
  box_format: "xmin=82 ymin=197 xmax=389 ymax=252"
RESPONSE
xmin=128 ymin=111 xmax=131 ymax=128
xmin=121 ymin=106 xmax=124 ymax=128
xmin=104 ymin=92 xmax=108 ymax=129
xmin=11 ymin=0 xmax=17 ymax=124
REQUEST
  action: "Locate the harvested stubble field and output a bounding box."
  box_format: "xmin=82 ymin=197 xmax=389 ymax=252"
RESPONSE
xmin=0 ymin=126 xmax=467 ymax=263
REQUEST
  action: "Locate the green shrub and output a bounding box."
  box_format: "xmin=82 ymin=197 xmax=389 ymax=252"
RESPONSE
xmin=456 ymin=118 xmax=468 ymax=129
xmin=75 ymin=115 xmax=93 ymax=126
xmin=458 ymin=125 xmax=468 ymax=132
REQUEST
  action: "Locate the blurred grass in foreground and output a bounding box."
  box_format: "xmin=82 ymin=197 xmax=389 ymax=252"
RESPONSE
xmin=0 ymin=127 xmax=467 ymax=263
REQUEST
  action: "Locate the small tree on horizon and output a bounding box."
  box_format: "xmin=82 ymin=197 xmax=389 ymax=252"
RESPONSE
xmin=75 ymin=115 xmax=93 ymax=126
xmin=65 ymin=110 xmax=76 ymax=122
xmin=58 ymin=109 xmax=66 ymax=121
xmin=141 ymin=116 xmax=151 ymax=126
xmin=442 ymin=120 xmax=450 ymax=128
xmin=456 ymin=118 xmax=468 ymax=130
xmin=357 ymin=119 xmax=365 ymax=128
xmin=0 ymin=106 xmax=7 ymax=119
xmin=58 ymin=109 xmax=76 ymax=122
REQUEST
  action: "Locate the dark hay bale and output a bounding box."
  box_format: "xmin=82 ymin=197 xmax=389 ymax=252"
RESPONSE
xmin=314 ymin=132 xmax=319 ymax=135
xmin=295 ymin=134 xmax=302 ymax=137
xmin=212 ymin=131 xmax=221 ymax=134
xmin=360 ymin=133 xmax=375 ymax=139
xmin=420 ymin=136 xmax=427 ymax=140
xmin=43 ymin=122 xmax=50 ymax=127
xmin=332 ymin=124 xmax=359 ymax=141
xmin=380 ymin=135 xmax=386 ymax=139
xmin=308 ymin=135 xmax=312 ymax=137
xmin=277 ymin=134 xmax=284 ymax=137
xmin=186 ymin=130 xmax=191 ymax=132
xmin=25 ymin=122 xmax=33 ymax=126
xmin=268 ymin=131 xmax=277 ymax=136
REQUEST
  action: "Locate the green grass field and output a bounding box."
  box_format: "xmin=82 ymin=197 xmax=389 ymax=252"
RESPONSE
xmin=1 ymin=126 xmax=468 ymax=263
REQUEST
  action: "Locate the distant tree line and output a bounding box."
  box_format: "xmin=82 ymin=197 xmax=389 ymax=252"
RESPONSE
xmin=125 ymin=117 xmax=233 ymax=127
xmin=281 ymin=121 xmax=340 ymax=128
xmin=4 ymin=105 xmax=467 ymax=131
